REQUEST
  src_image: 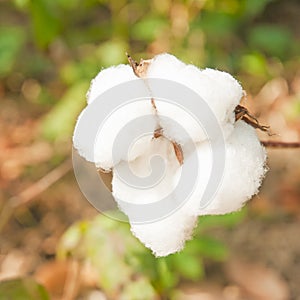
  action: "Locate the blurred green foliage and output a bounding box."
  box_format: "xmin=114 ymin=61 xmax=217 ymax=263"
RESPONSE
xmin=1 ymin=0 xmax=299 ymax=140
xmin=1 ymin=0 xmax=299 ymax=298
xmin=0 ymin=278 xmax=49 ymax=300
xmin=57 ymin=210 xmax=245 ymax=298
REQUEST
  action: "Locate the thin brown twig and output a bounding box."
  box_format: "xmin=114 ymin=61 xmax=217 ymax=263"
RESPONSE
xmin=11 ymin=158 xmax=72 ymax=208
xmin=0 ymin=159 xmax=72 ymax=232
xmin=261 ymin=141 xmax=300 ymax=148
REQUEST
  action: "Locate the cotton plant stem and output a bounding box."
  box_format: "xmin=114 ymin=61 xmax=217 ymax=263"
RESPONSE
xmin=0 ymin=159 xmax=72 ymax=233
xmin=261 ymin=141 xmax=300 ymax=148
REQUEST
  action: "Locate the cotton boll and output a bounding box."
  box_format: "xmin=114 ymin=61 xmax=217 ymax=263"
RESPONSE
xmin=154 ymin=100 xmax=207 ymax=144
xmin=112 ymin=137 xmax=180 ymax=205
xmin=173 ymin=65 xmax=243 ymax=139
xmin=74 ymin=64 xmax=149 ymax=166
xmin=73 ymin=53 xmax=268 ymax=257
xmin=112 ymin=136 xmax=194 ymax=256
xmin=87 ymin=64 xmax=137 ymax=104
xmin=93 ymin=100 xmax=155 ymax=170
xmin=201 ymin=68 xmax=244 ymax=125
xmin=112 ymin=138 xmax=211 ymax=256
xmin=130 ymin=210 xmax=197 ymax=257
xmin=198 ymin=121 xmax=267 ymax=215
xmin=147 ymin=54 xmax=243 ymax=141
xmin=73 ymin=100 xmax=155 ymax=169
xmin=146 ymin=53 xmax=186 ymax=82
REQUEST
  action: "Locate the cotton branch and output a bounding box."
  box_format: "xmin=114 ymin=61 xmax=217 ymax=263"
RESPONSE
xmin=0 ymin=159 xmax=72 ymax=233
xmin=261 ymin=141 xmax=300 ymax=148
xmin=234 ymin=105 xmax=300 ymax=149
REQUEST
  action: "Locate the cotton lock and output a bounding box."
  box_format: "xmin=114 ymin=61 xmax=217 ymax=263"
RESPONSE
xmin=73 ymin=53 xmax=267 ymax=257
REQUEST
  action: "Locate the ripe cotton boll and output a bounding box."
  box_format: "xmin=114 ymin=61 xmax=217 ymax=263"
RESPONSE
xmin=153 ymin=101 xmax=207 ymax=144
xmin=73 ymin=52 xmax=267 ymax=257
xmin=92 ymin=100 xmax=154 ymax=170
xmin=73 ymin=64 xmax=156 ymax=168
xmin=125 ymin=143 xmax=211 ymax=257
xmin=87 ymin=64 xmax=137 ymax=104
xmin=196 ymin=121 xmax=267 ymax=215
xmin=130 ymin=209 xmax=197 ymax=257
xmin=146 ymin=54 xmax=244 ymax=141
xmin=112 ymin=136 xmax=180 ymax=206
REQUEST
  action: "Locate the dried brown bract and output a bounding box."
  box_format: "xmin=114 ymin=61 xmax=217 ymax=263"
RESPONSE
xmin=234 ymin=104 xmax=271 ymax=135
xmin=126 ymin=53 xmax=152 ymax=78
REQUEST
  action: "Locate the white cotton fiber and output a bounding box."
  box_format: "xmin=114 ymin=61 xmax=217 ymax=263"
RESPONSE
xmin=154 ymin=100 xmax=207 ymax=144
xmin=112 ymin=136 xmax=199 ymax=256
xmin=112 ymin=137 xmax=213 ymax=256
xmin=87 ymin=64 xmax=137 ymax=104
xmin=112 ymin=137 xmax=180 ymax=206
xmin=147 ymin=54 xmax=244 ymax=141
xmin=130 ymin=210 xmax=197 ymax=257
xmin=73 ymin=52 xmax=267 ymax=257
xmin=93 ymin=100 xmax=154 ymax=170
xmin=198 ymin=120 xmax=267 ymax=215
xmin=73 ymin=64 xmax=157 ymax=169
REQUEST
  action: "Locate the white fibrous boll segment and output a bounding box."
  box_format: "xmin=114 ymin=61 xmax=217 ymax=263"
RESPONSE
xmin=87 ymin=65 xmax=137 ymax=104
xmin=73 ymin=53 xmax=267 ymax=257
xmin=147 ymin=54 xmax=244 ymax=141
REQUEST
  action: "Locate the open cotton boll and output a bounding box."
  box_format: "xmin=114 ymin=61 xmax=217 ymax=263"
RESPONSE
xmin=74 ymin=63 xmax=157 ymax=168
xmin=146 ymin=53 xmax=187 ymax=81
xmin=201 ymin=68 xmax=244 ymax=126
xmin=87 ymin=64 xmax=137 ymax=104
xmin=198 ymin=120 xmax=267 ymax=215
xmin=73 ymin=52 xmax=268 ymax=257
xmin=112 ymin=137 xmax=181 ymax=206
xmin=93 ymin=100 xmax=155 ymax=170
xmin=153 ymin=100 xmax=207 ymax=144
xmin=112 ymin=137 xmax=212 ymax=256
xmin=146 ymin=54 xmax=244 ymax=141
xmin=130 ymin=209 xmax=197 ymax=257
xmin=73 ymin=99 xmax=155 ymax=168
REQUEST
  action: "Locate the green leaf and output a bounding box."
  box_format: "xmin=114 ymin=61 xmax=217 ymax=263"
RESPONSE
xmin=56 ymin=221 xmax=88 ymax=259
xmin=171 ymin=253 xmax=204 ymax=281
xmin=0 ymin=278 xmax=49 ymax=300
xmin=242 ymin=0 xmax=273 ymax=17
xmin=40 ymin=80 xmax=89 ymax=141
xmin=240 ymin=52 xmax=268 ymax=76
xmin=198 ymin=208 xmax=247 ymax=231
xmin=193 ymin=12 xmax=237 ymax=39
xmin=132 ymin=16 xmax=167 ymax=41
xmin=156 ymin=258 xmax=177 ymax=291
xmin=248 ymin=25 xmax=292 ymax=58
xmin=95 ymin=40 xmax=128 ymax=67
xmin=187 ymin=236 xmax=228 ymax=261
xmin=29 ymin=0 xmax=61 ymax=48
xmin=120 ymin=278 xmax=158 ymax=300
xmin=57 ymin=215 xmax=146 ymax=297
xmin=0 ymin=26 xmax=25 ymax=77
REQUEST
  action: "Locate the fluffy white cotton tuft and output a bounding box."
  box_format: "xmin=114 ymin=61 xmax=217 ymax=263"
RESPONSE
xmin=73 ymin=53 xmax=267 ymax=257
xmin=93 ymin=100 xmax=154 ymax=170
xmin=196 ymin=120 xmax=267 ymax=215
xmin=87 ymin=64 xmax=137 ymax=104
xmin=130 ymin=211 xmax=197 ymax=257
xmin=112 ymin=137 xmax=180 ymax=206
xmin=146 ymin=54 xmax=244 ymax=141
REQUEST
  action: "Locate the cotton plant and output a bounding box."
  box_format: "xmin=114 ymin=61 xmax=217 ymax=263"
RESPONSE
xmin=73 ymin=53 xmax=267 ymax=257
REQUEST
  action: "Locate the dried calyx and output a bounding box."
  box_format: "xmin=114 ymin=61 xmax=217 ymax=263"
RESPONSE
xmin=234 ymin=104 xmax=271 ymax=135
xmin=126 ymin=53 xmax=152 ymax=78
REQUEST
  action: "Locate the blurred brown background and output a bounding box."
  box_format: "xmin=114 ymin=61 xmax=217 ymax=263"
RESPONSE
xmin=0 ymin=0 xmax=300 ymax=299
